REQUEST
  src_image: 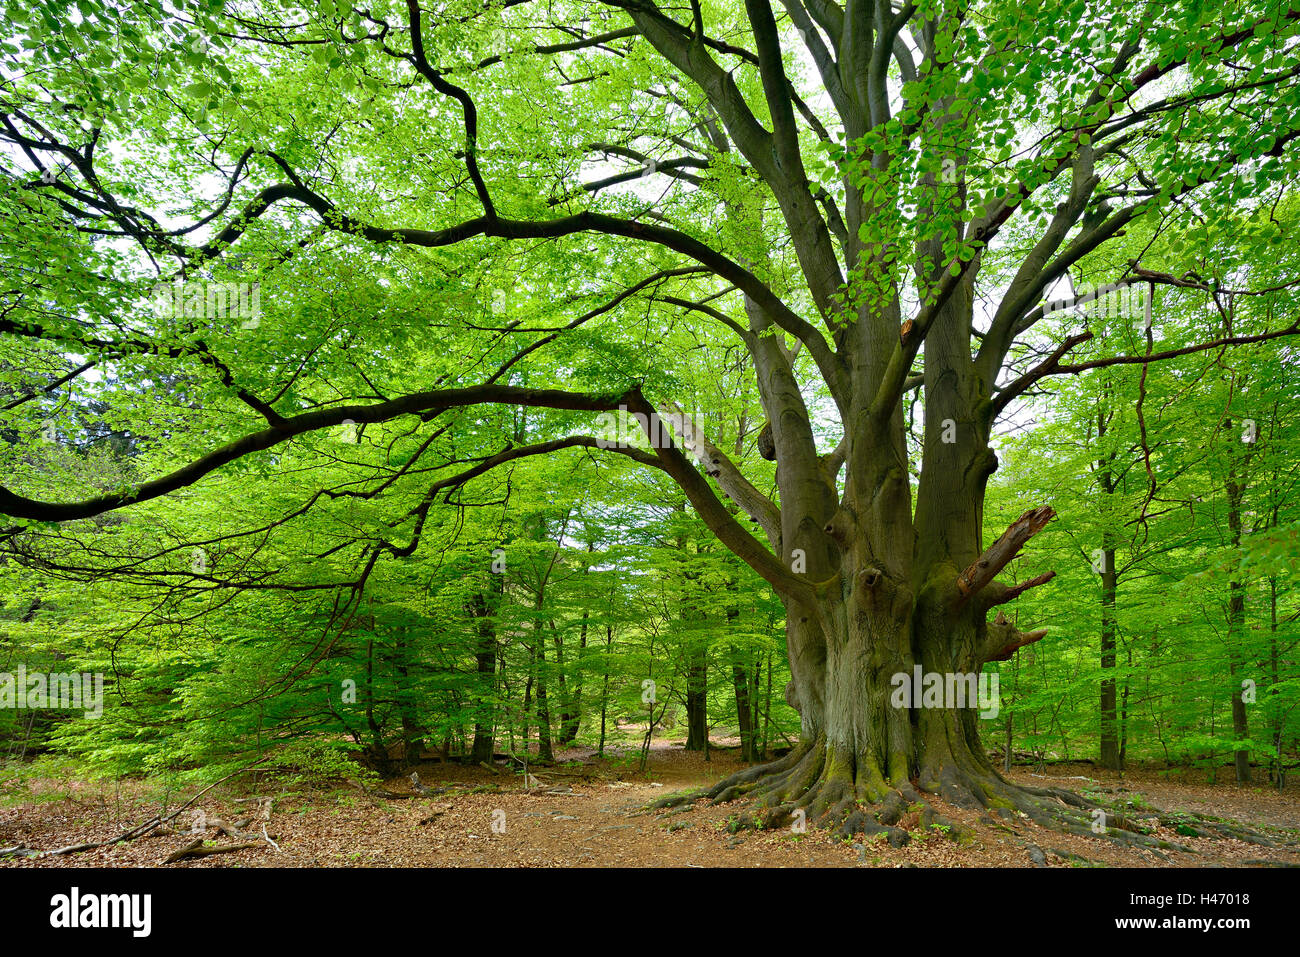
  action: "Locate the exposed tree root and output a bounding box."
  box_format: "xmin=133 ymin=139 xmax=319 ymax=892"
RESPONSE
xmin=652 ymin=739 xmax=1288 ymax=854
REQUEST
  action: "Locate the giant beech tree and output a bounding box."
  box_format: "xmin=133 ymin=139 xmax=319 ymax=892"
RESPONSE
xmin=3 ymin=0 xmax=1300 ymax=843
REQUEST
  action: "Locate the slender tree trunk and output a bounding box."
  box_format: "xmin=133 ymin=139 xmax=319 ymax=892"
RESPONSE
xmin=1119 ymin=652 xmax=1130 ymax=769
xmin=552 ymin=622 xmax=570 ymax=743
xmin=524 ymin=511 xmax=568 ymax=763
xmin=1095 ymin=409 xmax=1122 ymax=772
xmin=393 ymin=625 xmax=426 ymax=768
xmin=363 ymin=628 xmax=392 ymax=776
xmin=598 ymin=624 xmax=612 ymax=758
xmin=1003 ymin=708 xmax=1013 ymax=775
xmin=522 ymin=670 xmax=533 ymax=757
xmin=534 ymin=631 xmax=554 ymax=764
xmin=1269 ymin=577 xmax=1283 ymax=788
xmin=1226 ymin=463 xmax=1251 ymax=784
xmin=469 ymin=587 xmax=499 ymax=764
xmin=732 ymin=655 xmax=757 ymax=762
xmin=1222 ymin=306 xmax=1252 ymax=784
xmin=558 ymin=608 xmax=588 ymax=745
xmin=761 ymin=651 xmax=771 ymax=761
xmin=559 ymin=549 xmax=594 ymax=746
xmin=684 ymin=646 xmax=708 ymax=751
xmin=1099 ymin=548 xmax=1120 ymax=772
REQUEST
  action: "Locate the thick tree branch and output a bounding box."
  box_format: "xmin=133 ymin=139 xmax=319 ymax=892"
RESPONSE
xmin=405 ymin=0 xmax=496 ymax=217
xmin=659 ymin=405 xmax=781 ymax=546
xmin=624 ymin=388 xmax=815 ymax=600
xmin=0 ymin=384 xmax=631 ymax=522
xmin=956 ymin=506 xmax=1056 ymax=603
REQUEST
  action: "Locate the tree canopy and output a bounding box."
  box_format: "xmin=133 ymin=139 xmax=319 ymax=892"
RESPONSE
xmin=2 ymin=0 xmax=1299 ymax=848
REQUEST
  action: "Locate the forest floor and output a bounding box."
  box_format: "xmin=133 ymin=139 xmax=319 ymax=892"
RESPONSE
xmin=2 ymin=740 xmax=1298 ymax=868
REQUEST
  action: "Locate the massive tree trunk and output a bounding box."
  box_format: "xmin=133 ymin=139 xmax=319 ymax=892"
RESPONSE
xmin=693 ymin=517 xmax=1070 ymax=840
xmin=663 ymin=274 xmax=1084 ymax=840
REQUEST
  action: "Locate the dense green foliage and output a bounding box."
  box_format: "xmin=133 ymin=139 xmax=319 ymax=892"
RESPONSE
xmin=1 ymin=0 xmax=1298 ymax=790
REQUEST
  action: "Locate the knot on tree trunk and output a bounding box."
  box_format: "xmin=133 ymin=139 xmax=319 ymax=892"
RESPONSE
xmin=852 ymin=566 xmax=912 ymax=623
xmin=757 ymin=420 xmax=776 ymax=461
xmin=823 ymin=508 xmax=855 ymax=547
xmin=972 ymin=447 xmax=999 ymax=481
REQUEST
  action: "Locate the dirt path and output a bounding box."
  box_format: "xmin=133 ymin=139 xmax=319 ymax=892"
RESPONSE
xmin=3 ymin=746 xmax=1297 ymax=868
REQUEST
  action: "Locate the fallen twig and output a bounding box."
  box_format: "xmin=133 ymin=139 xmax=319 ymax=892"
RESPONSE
xmin=13 ymin=757 xmax=272 ymax=861
xmin=162 ymin=838 xmax=262 ymax=864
